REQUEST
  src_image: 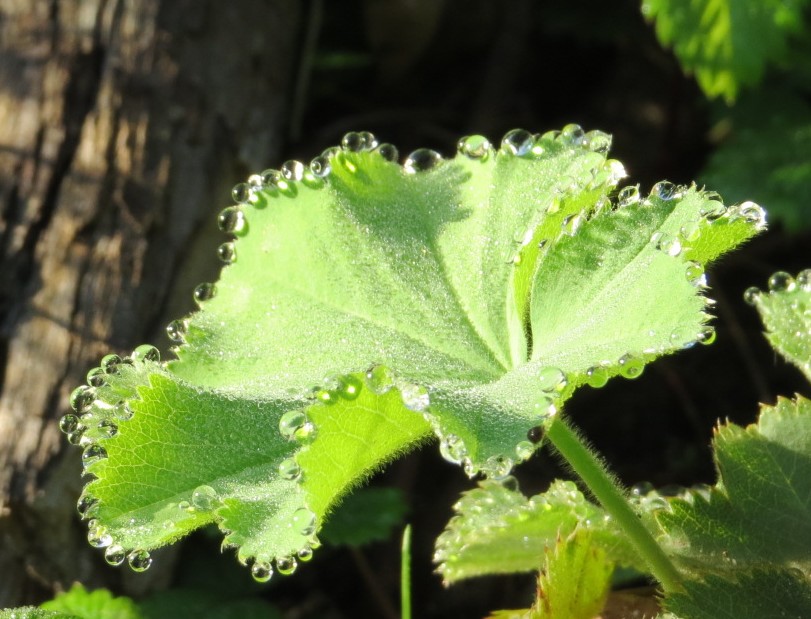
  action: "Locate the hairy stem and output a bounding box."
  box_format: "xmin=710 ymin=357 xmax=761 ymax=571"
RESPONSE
xmin=401 ymin=525 xmax=412 ymax=619
xmin=545 ymin=416 xmax=683 ymax=593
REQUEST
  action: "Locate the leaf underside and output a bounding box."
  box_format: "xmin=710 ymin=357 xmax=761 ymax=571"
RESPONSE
xmin=64 ymin=127 xmax=762 ymax=575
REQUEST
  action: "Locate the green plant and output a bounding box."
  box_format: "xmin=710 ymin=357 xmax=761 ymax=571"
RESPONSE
xmin=6 ymin=125 xmax=811 ymax=618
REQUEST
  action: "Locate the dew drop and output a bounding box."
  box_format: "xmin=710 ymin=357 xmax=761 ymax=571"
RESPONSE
xmin=337 ymin=375 xmax=362 ymax=400
xmin=178 ymin=500 xmax=191 ymax=512
xmin=617 ymin=185 xmax=640 ymax=207
xmin=439 ymin=434 xmax=468 ymax=464
xmin=680 ymin=221 xmax=700 ymax=243
xmin=87 ymin=521 xmax=113 ymax=548
xmin=618 ymin=354 xmax=643 ymax=379
xmin=231 ymin=183 xmax=252 ymax=204
xmin=341 ymin=131 xmax=371 ymax=152
xmin=101 ymin=354 xmax=123 ymax=375
xmin=260 ymin=169 xmax=282 ymax=190
xmin=281 ymin=160 xmax=305 ymax=182
xmin=193 ymin=282 xmax=217 ymax=304
xmin=97 ymin=419 xmax=119 ymax=438
xmin=278 ymin=458 xmax=302 ymax=481
xmin=217 ymin=206 xmax=246 ymax=234
xmin=309 ymin=155 xmax=331 ymax=178
xmin=400 ymin=383 xmax=430 ymax=412
xmin=166 ymin=319 xmax=188 ymax=343
xmin=605 ymin=160 xmax=627 ymax=184
xmin=456 ymin=135 xmax=492 ymax=159
xmin=500 ymin=129 xmax=533 ymax=156
xmin=698 ymin=327 xmax=716 ymax=345
xmin=113 ymin=400 xmax=133 ymax=421
xmin=515 ymin=440 xmax=535 ymax=460
xmin=585 ymin=366 xmax=609 ymax=388
xmin=743 ymin=286 xmax=761 ymax=305
xmin=537 ymin=367 xmax=567 ymax=394
xmin=404 ymin=149 xmax=442 ymax=174
xmin=739 ymin=201 xmax=766 ymax=229
xmin=297 ymin=547 xmax=314 ymax=562
xmin=132 ymin=344 xmax=160 ymax=363
xmin=653 ymin=233 xmax=682 ymax=257
xmin=483 ymin=454 xmax=513 ymax=480
xmin=375 ymin=143 xmax=399 ymax=162
xmin=699 ymin=200 xmax=726 ymax=221
xmin=292 ymin=508 xmax=317 ymax=536
xmin=527 ymin=426 xmax=543 ymax=444
xmin=86 ymin=367 xmax=108 ymax=388
xmin=128 ymin=549 xmax=152 ymax=572
xmin=77 ymin=494 xmax=99 ymax=519
xmin=251 ymin=560 xmax=273 ymax=583
xmin=276 ymin=556 xmax=298 ymax=576
xmin=533 ymin=396 xmax=557 ymax=420
xmin=559 ymin=123 xmax=585 ymax=147
xmin=585 ymin=129 xmax=612 ymax=154
xmin=60 ymin=413 xmax=80 ymax=434
xmin=651 ymin=181 xmax=680 ymax=201
xmin=797 ymin=269 xmax=811 ymax=292
xmin=278 ymin=410 xmax=315 ymax=442
xmin=359 ymin=131 xmax=378 ymax=149
xmin=768 ymin=271 xmax=796 ymax=293
xmin=82 ymin=444 xmax=108 ymax=467
xmin=104 ymin=544 xmax=126 ymax=566
xmin=217 ymin=241 xmax=237 ymax=264
xmin=685 ymin=261 xmax=706 ymax=287
xmin=191 ymin=485 xmax=219 ymax=511
xmin=67 ymin=428 xmax=86 ymax=446
xmin=70 ymin=386 xmax=96 ymax=413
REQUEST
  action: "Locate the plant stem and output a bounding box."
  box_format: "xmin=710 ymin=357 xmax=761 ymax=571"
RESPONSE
xmin=545 ymin=416 xmax=683 ymax=592
xmin=401 ymin=525 xmax=412 ymax=619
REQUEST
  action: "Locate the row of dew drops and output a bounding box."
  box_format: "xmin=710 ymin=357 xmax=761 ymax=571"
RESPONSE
xmin=744 ymin=269 xmax=811 ymax=305
xmin=60 ymin=346 xmax=161 ymax=573
xmin=176 ymin=124 xmax=616 ymax=318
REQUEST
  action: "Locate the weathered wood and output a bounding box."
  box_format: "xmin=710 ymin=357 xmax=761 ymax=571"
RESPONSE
xmin=0 ymin=0 xmax=300 ymax=606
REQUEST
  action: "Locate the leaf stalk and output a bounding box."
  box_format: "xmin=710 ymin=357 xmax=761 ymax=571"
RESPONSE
xmin=545 ymin=416 xmax=683 ymax=593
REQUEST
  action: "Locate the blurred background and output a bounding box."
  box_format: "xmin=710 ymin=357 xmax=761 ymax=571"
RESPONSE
xmin=1 ymin=0 xmax=809 ymax=617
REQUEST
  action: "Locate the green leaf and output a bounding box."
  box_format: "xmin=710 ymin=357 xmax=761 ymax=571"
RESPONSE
xmin=0 ymin=609 xmax=71 ymax=619
xmin=319 ymin=487 xmax=408 ymax=547
xmin=656 ymin=396 xmax=811 ymax=575
xmin=746 ymin=269 xmax=811 ymax=381
xmin=40 ymin=584 xmax=142 ymax=619
xmin=701 ymin=90 xmax=811 ymax=231
xmin=434 ymin=479 xmax=641 ymax=584
xmin=140 ymin=590 xmax=281 ymax=619
xmin=642 ymin=0 xmax=810 ymax=101
xmin=531 ymin=528 xmax=613 ymax=619
xmin=65 ymin=127 xmax=762 ymax=575
xmin=665 ymin=568 xmax=811 ymax=619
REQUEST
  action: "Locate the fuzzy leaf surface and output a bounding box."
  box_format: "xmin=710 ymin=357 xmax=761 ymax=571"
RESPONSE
xmin=434 ymin=480 xmax=641 ymax=583
xmin=70 ymin=129 xmax=762 ymax=572
xmin=657 ymin=396 xmax=811 ymax=575
xmin=642 ymin=0 xmax=809 ymax=101
xmin=748 ymin=270 xmax=811 ymax=382
xmin=0 ymin=610 xmax=70 ymax=619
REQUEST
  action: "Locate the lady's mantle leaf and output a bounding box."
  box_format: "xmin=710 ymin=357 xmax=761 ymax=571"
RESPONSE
xmin=64 ymin=128 xmax=762 ymax=575
xmin=656 ymin=396 xmax=811 ymax=575
xmin=745 ymin=269 xmax=811 ymax=382
xmin=665 ymin=568 xmax=811 ymax=619
xmin=0 ymin=611 xmax=71 ymax=619
xmin=434 ymin=479 xmax=641 ymax=584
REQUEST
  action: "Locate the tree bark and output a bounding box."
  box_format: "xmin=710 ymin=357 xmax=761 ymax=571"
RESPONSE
xmin=0 ymin=0 xmax=300 ymax=606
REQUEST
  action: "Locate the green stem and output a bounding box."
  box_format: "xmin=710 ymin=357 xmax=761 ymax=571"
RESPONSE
xmin=545 ymin=416 xmax=683 ymax=593
xmin=401 ymin=524 xmax=412 ymax=619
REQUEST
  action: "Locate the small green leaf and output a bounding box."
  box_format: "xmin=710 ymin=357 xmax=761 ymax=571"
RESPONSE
xmin=747 ymin=269 xmax=811 ymax=382
xmin=642 ymin=0 xmax=809 ymax=101
xmin=532 ymin=528 xmax=613 ymax=619
xmin=40 ymin=584 xmax=142 ymax=619
xmin=319 ymin=487 xmax=408 ymax=547
xmin=657 ymin=396 xmax=811 ymax=575
xmin=665 ymin=568 xmax=811 ymax=619
xmin=434 ymin=480 xmax=641 ymax=584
